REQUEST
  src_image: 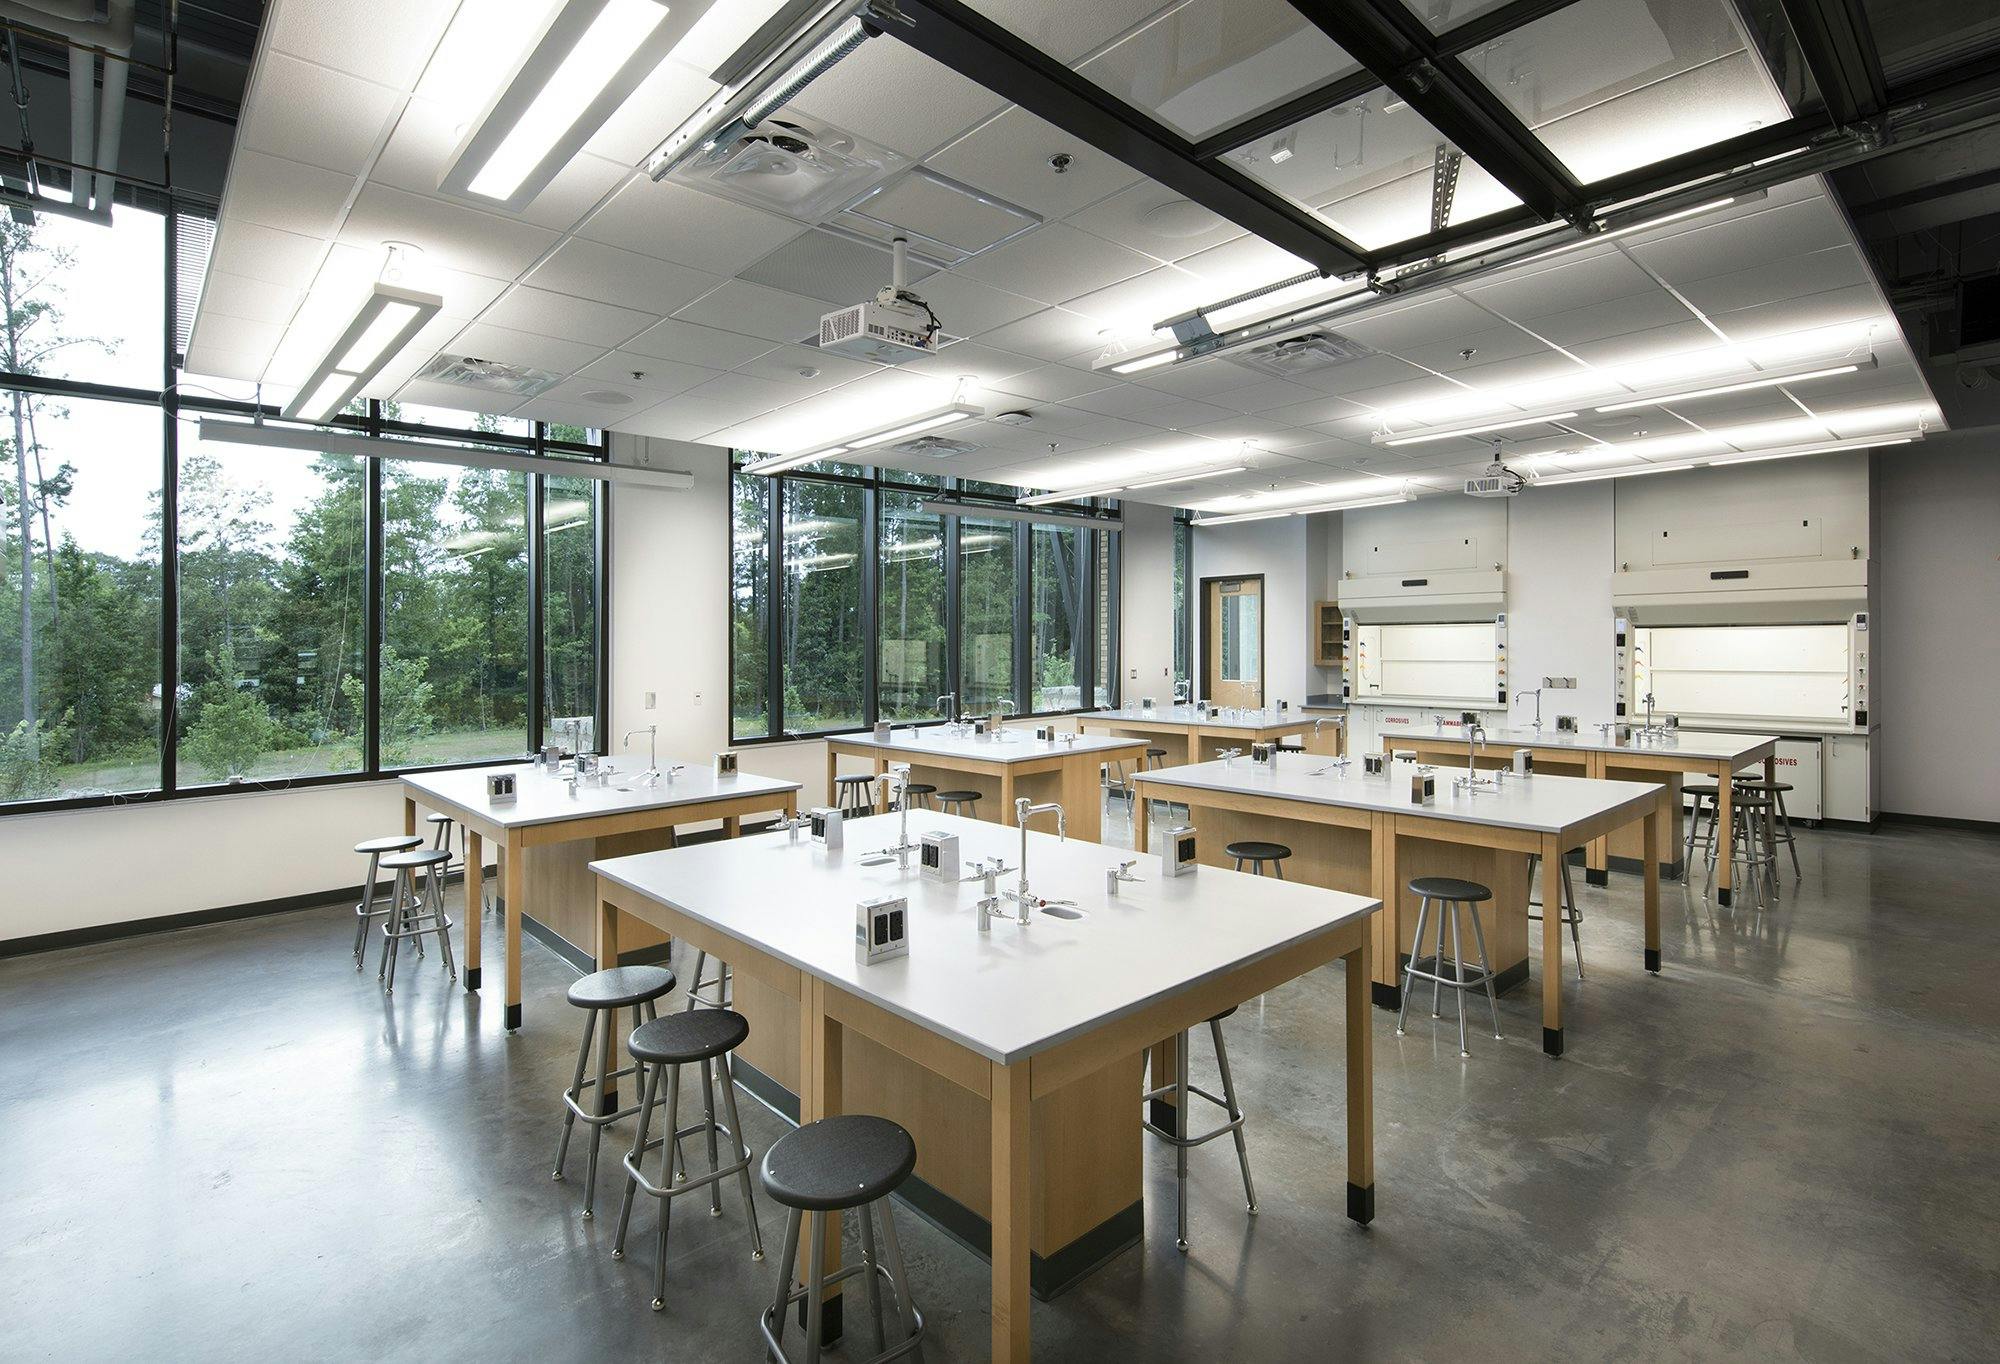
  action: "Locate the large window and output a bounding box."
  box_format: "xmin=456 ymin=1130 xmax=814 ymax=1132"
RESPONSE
xmin=731 ymin=463 xmax=1121 ymax=741
xmin=0 ymin=207 xmax=610 ymax=814
xmin=1173 ymin=516 xmax=1193 ymax=698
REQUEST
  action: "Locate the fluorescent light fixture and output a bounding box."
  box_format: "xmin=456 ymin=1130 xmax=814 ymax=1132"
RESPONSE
xmin=282 ymin=283 xmax=444 ymax=424
xmin=1107 ymin=347 xmax=1176 ymax=375
xmin=740 ymin=401 xmax=986 ymax=476
xmin=1378 ymin=413 xmax=1578 ymax=447
xmin=1126 ymin=464 xmax=1249 ymax=491
xmin=1193 ymin=493 xmax=1408 ymax=526
xmin=1017 ymin=463 xmax=1250 ymax=507
xmin=918 ymin=498 xmax=1122 ymax=530
xmin=1531 ymin=432 xmax=1923 ymax=485
xmin=1704 ymin=435 xmax=1913 ymax=466
xmin=442 ymin=0 xmax=691 ymax=213
xmin=1592 ymin=360 xmax=1871 ymax=413
xmin=197 ymin=417 xmax=694 ymax=490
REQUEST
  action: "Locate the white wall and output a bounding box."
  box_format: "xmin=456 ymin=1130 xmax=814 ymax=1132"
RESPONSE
xmin=1503 ymin=482 xmax=1616 ymax=726
xmin=1875 ymin=435 xmax=2000 ymax=823
xmin=1118 ymin=501 xmax=1177 ymax=702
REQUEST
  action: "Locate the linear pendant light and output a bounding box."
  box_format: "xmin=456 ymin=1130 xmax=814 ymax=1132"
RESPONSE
xmin=1016 ymin=464 xmax=1248 ymax=507
xmin=739 ymin=401 xmax=986 ymax=477
xmin=441 ymin=0 xmax=692 ymax=212
xmin=197 ymin=417 xmax=695 ymax=490
xmin=1591 ymin=360 xmax=1870 ymax=413
xmin=282 ymin=283 xmax=444 ymax=424
xmin=1193 ymin=493 xmax=1409 ymax=526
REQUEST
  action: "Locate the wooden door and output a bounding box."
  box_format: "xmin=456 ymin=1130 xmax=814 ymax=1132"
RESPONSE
xmin=1203 ymin=576 xmax=1264 ymax=708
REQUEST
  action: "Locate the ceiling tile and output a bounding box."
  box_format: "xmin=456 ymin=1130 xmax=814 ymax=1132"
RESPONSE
xmin=1707 ymin=288 xmax=1883 ymax=342
xmin=480 ymin=285 xmax=657 ymax=348
xmin=1676 ymin=246 xmax=1871 ymax=317
xmin=585 ymin=56 xmax=717 ymax=164
xmin=620 ymin=399 xmax=743 ymax=443
xmin=444 ymin=320 xmax=610 ymax=375
xmin=390 ymin=378 xmax=525 ymax=417
xmin=578 ymin=177 xmax=805 ymax=276
xmin=1206 ymin=376 xmax=1326 ymax=414
xmin=672 ymin=279 xmax=826 ymax=344
xmin=187 ymin=312 xmax=285 ymax=359
xmin=621 ymin=318 xmax=776 ymax=369
xmin=976 ymin=307 xmax=1103 ymax=364
xmin=1392 ymin=324 xmax=1556 ymax=376
xmin=269 ymin=0 xmax=458 ymax=90
xmin=1457 ymin=246 xmax=1657 ymax=323
xmin=373 ymin=96 xmax=633 ymax=231
xmin=953 ymin=222 xmax=1156 ymax=305
xmin=218 ymin=150 xmax=357 ymax=239
xmin=525 ymin=237 xmax=723 ymax=317
xmin=197 ymin=271 xmax=302 ymax=326
xmin=790 ymin=38 xmax=1007 ymax=159
xmin=896 ymin=340 xmax=1040 ymax=385
xmin=1627 ymin=196 xmax=1849 ymax=286
xmin=1336 ymin=294 xmax=1496 ymax=355
xmin=732 ymin=343 xmax=879 ymax=388
xmin=680 ymin=371 xmax=822 ymax=418
xmin=1061 ymin=264 xmax=1209 ymax=335
xmin=910 ymin=272 xmax=1045 ymax=337
xmin=338 ymin=183 xmax=561 ymax=280
xmin=210 ymin=220 xmax=331 ymax=288
xmin=1527 ymin=292 xmax=1697 ymax=350
xmin=1066 ymin=182 xmax=1242 ymax=263
xmin=928 ymin=107 xmax=1143 ymax=221
xmin=237 ymin=52 xmax=400 ymax=175
xmin=992 ymin=363 xmax=1119 ymax=404
xmin=574 ymin=352 xmax=723 ymax=397
xmin=964 ymin=0 xmax=1168 ymax=64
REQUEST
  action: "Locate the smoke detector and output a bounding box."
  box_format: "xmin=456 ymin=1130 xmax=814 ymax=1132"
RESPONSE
xmin=417 ymin=354 xmax=563 ymax=398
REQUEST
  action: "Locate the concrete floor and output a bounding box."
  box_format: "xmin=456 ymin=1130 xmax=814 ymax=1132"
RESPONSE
xmin=3 ymin=815 xmax=1998 ymax=1360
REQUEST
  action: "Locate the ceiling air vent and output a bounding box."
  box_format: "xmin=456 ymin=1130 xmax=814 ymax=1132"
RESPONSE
xmin=417 ymin=354 xmax=563 ymax=398
xmin=891 ymin=434 xmax=979 ymax=457
xmin=664 ymin=116 xmax=907 ymax=224
xmin=1227 ymin=330 xmax=1375 ymax=380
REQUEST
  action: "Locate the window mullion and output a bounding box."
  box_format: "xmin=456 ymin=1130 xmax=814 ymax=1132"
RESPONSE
xmin=528 ymin=472 xmax=547 ymax=753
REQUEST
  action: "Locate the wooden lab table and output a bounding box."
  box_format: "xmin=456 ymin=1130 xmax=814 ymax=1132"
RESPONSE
xmin=400 ymin=761 xmax=799 ymax=1030
xmin=1135 ymin=752 xmax=1667 ymax=1057
xmin=824 ymin=727 xmax=1147 ymax=844
xmin=593 ymin=812 xmax=1379 ymax=1362
xmin=1385 ymin=727 xmax=1777 ymax=903
xmin=1079 ymin=703 xmax=1343 ymax=764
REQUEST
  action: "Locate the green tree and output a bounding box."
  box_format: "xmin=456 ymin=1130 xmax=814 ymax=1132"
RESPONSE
xmin=0 ymin=712 xmax=71 ymax=799
xmin=347 ymin=645 xmax=435 ymax=767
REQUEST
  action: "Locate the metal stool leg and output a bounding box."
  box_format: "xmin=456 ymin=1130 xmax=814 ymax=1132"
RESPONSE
xmin=768 ymin=1207 xmax=803 ymax=1353
xmin=1683 ymin=795 xmax=1702 ymax=874
xmin=1396 ymin=896 xmax=1432 ymax=1036
xmin=1777 ymin=790 xmax=1801 ymax=878
xmin=1431 ymin=893 xmax=1449 ymax=1019
xmin=700 ymin=1057 xmax=724 ymax=1217
xmin=382 ymin=868 xmax=412 ymax=992
xmin=555 ymin=1008 xmax=596 ymax=1180
xmin=1174 ymin=1029 xmax=1191 ymax=1251
xmin=429 ymin=863 xmax=456 ymax=981
xmin=1209 ymin=1015 xmax=1256 ymax=1213
xmin=877 ymin=1196 xmax=923 ymax=1363
xmin=803 ymin=1208 xmax=827 ymax=1364
xmin=653 ymin=1063 xmax=684 ymax=1311
xmin=718 ymin=1052 xmax=764 ymax=1260
xmin=856 ymin=1202 xmax=888 ymax=1354
xmin=1449 ymin=900 xmax=1469 ymax=1057
xmin=1465 ymin=902 xmax=1502 ymax=1040
xmin=1559 ymin=855 xmax=1582 ymax=980
xmin=583 ymin=1007 xmax=614 ymax=1219
xmin=685 ymin=949 xmax=706 ymax=1011
xmin=612 ymin=1051 xmax=661 ymax=1258
xmin=353 ymin=850 xmax=381 ymax=967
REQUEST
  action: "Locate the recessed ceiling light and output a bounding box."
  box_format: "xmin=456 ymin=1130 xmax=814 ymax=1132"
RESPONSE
xmin=577 ymin=389 xmax=635 ymax=405
xmin=1141 ymin=199 xmax=1221 ymax=238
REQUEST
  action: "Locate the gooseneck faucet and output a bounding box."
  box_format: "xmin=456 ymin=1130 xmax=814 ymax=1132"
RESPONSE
xmin=1454 ymin=718 xmax=1492 ymax=794
xmin=1516 ymin=688 xmax=1544 ymax=730
xmin=1010 ymin=797 xmax=1067 ymax=923
xmin=622 ymin=725 xmax=661 ymax=786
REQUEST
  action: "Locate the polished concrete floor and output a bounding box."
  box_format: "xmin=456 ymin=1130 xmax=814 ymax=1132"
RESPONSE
xmin=4 ymin=815 xmax=1998 ymax=1360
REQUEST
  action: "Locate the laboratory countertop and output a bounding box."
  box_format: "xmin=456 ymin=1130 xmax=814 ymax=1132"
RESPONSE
xmin=1080 ymin=705 xmax=1319 ymax=731
xmin=1387 ymin=726 xmax=1780 ymax=762
xmin=592 ymin=812 xmax=1378 ymax=1067
xmin=402 ymin=760 xmax=800 ymax=829
xmin=828 ymin=727 xmax=1145 ymax=764
xmin=1135 ymin=751 xmax=1662 ymax=834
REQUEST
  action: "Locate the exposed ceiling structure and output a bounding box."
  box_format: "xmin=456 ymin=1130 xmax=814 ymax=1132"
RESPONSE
xmin=179 ymin=0 xmax=1994 ymax=511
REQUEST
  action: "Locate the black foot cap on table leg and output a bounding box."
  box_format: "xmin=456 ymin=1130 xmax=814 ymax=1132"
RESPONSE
xmin=505 ymin=1003 xmax=523 ymax=1032
xmin=1585 ymin=869 xmax=1609 ymax=887
xmin=1718 ymin=887 xmax=1734 ymax=907
xmin=1371 ymin=981 xmax=1400 ymax=1011
xmin=1543 ymin=1026 xmax=1564 ymax=1058
xmin=1148 ymin=1098 xmax=1179 ymax=1132
xmin=464 ymin=967 xmax=481 ymax=990
xmin=1347 ymin=1183 xmax=1375 ymax=1226
xmin=1644 ymin=947 xmax=1661 ymax=974
xmin=796 ymin=1291 xmax=843 ymax=1346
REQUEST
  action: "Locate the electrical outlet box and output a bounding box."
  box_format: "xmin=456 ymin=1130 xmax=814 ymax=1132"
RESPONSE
xmin=1162 ymin=825 xmax=1198 ymax=878
xmin=856 ymin=895 xmax=909 ymax=965
xmin=920 ymin=831 xmax=960 ymax=882
xmin=810 ymin=807 xmax=843 ymax=848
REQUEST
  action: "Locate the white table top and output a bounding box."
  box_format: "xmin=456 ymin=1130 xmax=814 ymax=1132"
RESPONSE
xmin=1390 ymin=725 xmax=1778 ymax=762
xmin=1080 ymin=705 xmax=1320 ymax=731
xmin=1136 ymin=751 xmax=1661 ymax=834
xmin=403 ymin=760 xmax=800 ymax=830
xmin=830 ymin=726 xmax=1146 ymax=764
xmin=592 ymin=812 xmax=1378 ymax=1066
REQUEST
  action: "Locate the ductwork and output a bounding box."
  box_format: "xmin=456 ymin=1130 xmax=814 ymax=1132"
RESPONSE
xmin=0 ymin=0 xmax=136 ymax=221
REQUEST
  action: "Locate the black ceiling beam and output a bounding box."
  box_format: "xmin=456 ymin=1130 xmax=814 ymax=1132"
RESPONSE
xmin=1190 ymin=68 xmax=1378 ymax=162
xmin=1776 ymin=0 xmax=1889 ymax=126
xmin=879 ymin=0 xmax=1370 ymax=275
xmin=1432 ymin=0 xmax=1584 ymax=58
xmin=1285 ymin=0 xmax=1589 ymax=227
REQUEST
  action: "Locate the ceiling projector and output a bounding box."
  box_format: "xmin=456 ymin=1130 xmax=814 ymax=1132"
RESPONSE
xmin=819 ymin=236 xmax=943 ymax=364
xmin=1464 ymin=459 xmax=1526 ymax=498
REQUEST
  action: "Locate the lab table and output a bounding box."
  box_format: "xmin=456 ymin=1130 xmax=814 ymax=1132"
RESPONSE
xmin=823 ymin=727 xmax=1148 ymax=844
xmin=1383 ymin=726 xmax=1778 ymax=902
xmin=592 ymin=812 xmax=1378 ymax=1362
xmin=1078 ymin=703 xmax=1344 ymax=764
xmin=1134 ymin=753 xmax=1666 ymax=1057
xmin=400 ymin=761 xmax=799 ymax=1030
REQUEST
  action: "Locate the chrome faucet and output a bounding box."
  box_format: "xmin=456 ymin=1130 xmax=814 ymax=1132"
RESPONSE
xmin=1454 ymin=718 xmax=1493 ymax=794
xmin=622 ymin=725 xmax=661 ymax=786
xmin=884 ymin=763 xmax=917 ymax=866
xmin=936 ymin=692 xmax=956 ymax=722
xmin=1009 ymin=798 xmax=1067 ymax=923
xmin=1515 ymin=688 xmax=1544 ymax=730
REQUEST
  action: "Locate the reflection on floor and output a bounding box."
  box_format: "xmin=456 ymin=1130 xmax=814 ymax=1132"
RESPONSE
xmin=2 ymin=812 xmax=1996 ymax=1359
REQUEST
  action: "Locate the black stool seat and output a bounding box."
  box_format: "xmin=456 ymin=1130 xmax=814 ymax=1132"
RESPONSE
xmin=380 ymin=847 xmax=452 ymax=870
xmin=355 ymin=833 xmax=423 ymax=854
xmin=1225 ymin=840 xmax=1291 ymax=863
xmin=902 ymin=782 xmax=937 ymax=796
xmin=934 ymin=789 xmax=980 ymax=805
xmin=1408 ymin=875 xmax=1490 ymax=903
xmin=1682 ymin=781 xmax=1718 ymax=794
xmin=425 ymin=811 xmax=454 ymax=825
xmin=628 ymin=1006 xmax=748 ymax=1064
xmin=834 ymin=773 xmax=876 ymax=787
xmin=1731 ymin=792 xmax=1773 ymax=807
xmin=1732 ymin=778 xmax=1793 ymax=793
xmin=566 ymin=964 xmax=677 ymax=1009
xmin=762 ymin=1115 xmax=916 ymax=1213
xmin=1147 ymin=746 xmax=1168 ymax=758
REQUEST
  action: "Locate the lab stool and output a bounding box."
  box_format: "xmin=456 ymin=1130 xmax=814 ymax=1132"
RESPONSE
xmin=1101 ymin=757 xmax=1137 ymax=821
xmin=758 ymin=1115 xmax=925 ymax=1363
xmin=1396 ymin=876 xmax=1501 ymax=1058
xmin=1526 ymin=849 xmax=1584 ymax=979
xmin=554 ymin=965 xmax=677 ymax=1219
xmin=933 ymin=790 xmax=979 ymax=816
xmin=684 ymin=945 xmax=732 ymax=1012
xmin=613 ymin=1008 xmax=764 ymax=1312
xmin=835 ymin=773 xmax=878 ymax=817
xmin=898 ymin=782 xmax=936 ymax=812
xmin=427 ymin=810 xmax=494 ymax=916
xmin=1732 ymin=778 xmax=1801 ymax=879
xmin=1706 ymin=791 xmax=1776 ymax=905
xmin=376 ymin=848 xmax=455 ymax=992
xmin=1225 ymin=841 xmax=1291 ymax=878
xmin=1682 ymin=783 xmax=1720 ymax=879
xmin=1144 ymin=747 xmax=1186 ymax=825
xmin=1142 ymin=1008 xmax=1256 ymax=1251
xmin=350 ymin=834 xmax=421 ymax=969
